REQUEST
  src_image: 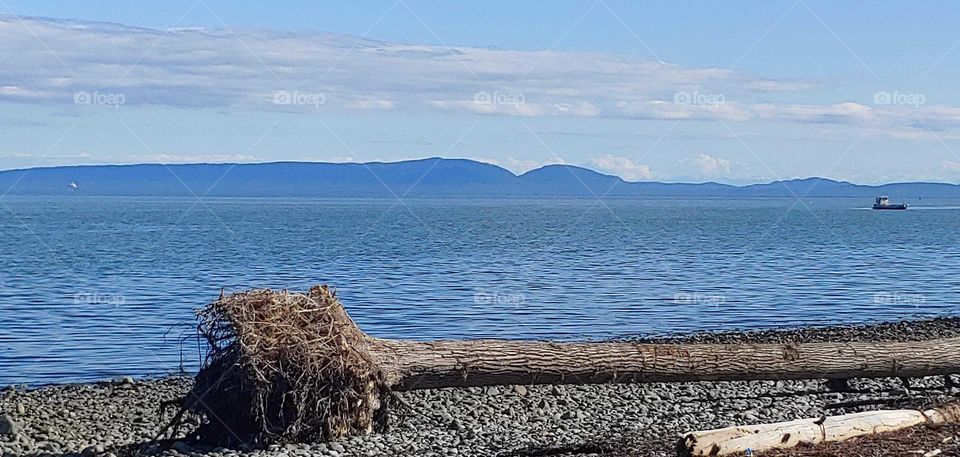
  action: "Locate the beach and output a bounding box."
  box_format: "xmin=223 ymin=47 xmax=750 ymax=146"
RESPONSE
xmin=3 ymin=318 xmax=960 ymax=457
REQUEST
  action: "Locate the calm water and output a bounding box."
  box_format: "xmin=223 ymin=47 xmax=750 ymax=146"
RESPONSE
xmin=2 ymin=196 xmax=959 ymax=385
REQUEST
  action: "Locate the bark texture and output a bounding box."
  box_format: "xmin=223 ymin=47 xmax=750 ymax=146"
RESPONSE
xmin=371 ymin=337 xmax=960 ymax=390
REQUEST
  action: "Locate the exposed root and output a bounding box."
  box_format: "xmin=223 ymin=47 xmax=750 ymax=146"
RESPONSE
xmin=183 ymin=285 xmax=390 ymax=446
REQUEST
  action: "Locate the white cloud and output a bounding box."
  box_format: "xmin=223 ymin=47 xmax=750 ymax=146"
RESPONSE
xmin=752 ymin=102 xmax=876 ymax=123
xmin=617 ymin=100 xmax=753 ymax=122
xmin=684 ymin=153 xmax=732 ymax=179
xmin=0 ymin=85 xmax=50 ymax=99
xmin=5 ymin=15 xmax=960 ymax=136
xmin=590 ymin=154 xmax=654 ymax=181
xmin=0 ymin=16 xmax=810 ymax=121
xmin=349 ymin=99 xmax=396 ymax=110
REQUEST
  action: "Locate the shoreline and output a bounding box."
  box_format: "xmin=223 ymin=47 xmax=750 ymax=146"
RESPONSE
xmin=3 ymin=317 xmax=960 ymax=457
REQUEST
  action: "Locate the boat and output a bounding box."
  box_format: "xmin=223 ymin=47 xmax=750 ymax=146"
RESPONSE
xmin=872 ymin=196 xmax=907 ymax=210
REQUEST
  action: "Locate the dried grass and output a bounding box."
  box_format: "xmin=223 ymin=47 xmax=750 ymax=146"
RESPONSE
xmin=183 ymin=285 xmax=390 ymax=446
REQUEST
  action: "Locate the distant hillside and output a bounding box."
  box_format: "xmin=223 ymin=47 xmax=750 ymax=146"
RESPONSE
xmin=1 ymin=158 xmax=959 ymax=198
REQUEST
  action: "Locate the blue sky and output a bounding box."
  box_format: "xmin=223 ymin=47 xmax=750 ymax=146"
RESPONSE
xmin=3 ymin=1 xmax=960 ymax=183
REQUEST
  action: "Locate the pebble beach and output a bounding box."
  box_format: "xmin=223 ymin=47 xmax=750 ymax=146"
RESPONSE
xmin=3 ymin=318 xmax=960 ymax=457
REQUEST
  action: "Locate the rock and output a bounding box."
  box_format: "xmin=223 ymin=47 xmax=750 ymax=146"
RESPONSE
xmin=81 ymin=444 xmax=104 ymax=456
xmin=513 ymin=385 xmax=528 ymax=396
xmin=0 ymin=415 xmax=18 ymax=435
xmin=111 ymin=376 xmax=135 ymax=385
xmin=329 ymin=443 xmax=345 ymax=453
xmin=15 ymin=404 xmax=24 ymax=415
xmin=170 ymin=441 xmax=191 ymax=453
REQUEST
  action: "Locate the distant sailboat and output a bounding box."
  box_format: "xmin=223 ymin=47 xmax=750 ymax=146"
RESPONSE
xmin=68 ymin=181 xmax=79 ymax=191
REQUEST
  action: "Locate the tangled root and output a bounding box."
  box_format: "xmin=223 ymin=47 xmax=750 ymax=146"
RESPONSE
xmin=185 ymin=286 xmax=390 ymax=446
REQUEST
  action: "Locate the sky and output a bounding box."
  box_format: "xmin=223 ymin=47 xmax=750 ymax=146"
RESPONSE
xmin=3 ymin=1 xmax=960 ymax=184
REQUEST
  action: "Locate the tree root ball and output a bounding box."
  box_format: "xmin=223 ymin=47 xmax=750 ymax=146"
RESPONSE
xmin=185 ymin=286 xmax=390 ymax=446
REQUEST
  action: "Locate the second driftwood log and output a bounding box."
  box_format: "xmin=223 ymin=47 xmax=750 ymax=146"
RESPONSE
xmin=679 ymin=403 xmax=960 ymax=456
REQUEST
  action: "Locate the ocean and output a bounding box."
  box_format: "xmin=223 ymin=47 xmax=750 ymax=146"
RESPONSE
xmin=2 ymin=195 xmax=959 ymax=385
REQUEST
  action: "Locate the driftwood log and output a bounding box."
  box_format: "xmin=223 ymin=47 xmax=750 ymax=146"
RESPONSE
xmin=184 ymin=286 xmax=960 ymax=445
xmin=678 ymin=403 xmax=960 ymax=456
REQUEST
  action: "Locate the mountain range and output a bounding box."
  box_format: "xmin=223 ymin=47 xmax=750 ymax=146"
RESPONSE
xmin=1 ymin=158 xmax=959 ymax=198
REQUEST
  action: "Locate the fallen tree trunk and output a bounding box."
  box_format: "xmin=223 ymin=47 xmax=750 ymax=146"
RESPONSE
xmin=678 ymin=403 xmax=960 ymax=456
xmin=372 ymin=336 xmax=960 ymax=390
xmin=184 ymin=286 xmax=960 ymax=445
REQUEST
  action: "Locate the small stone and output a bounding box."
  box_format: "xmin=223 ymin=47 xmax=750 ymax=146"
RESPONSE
xmin=513 ymin=385 xmax=528 ymax=396
xmin=561 ymin=411 xmax=575 ymax=419
xmin=15 ymin=404 xmax=24 ymax=415
xmin=330 ymin=443 xmax=345 ymax=453
xmin=112 ymin=376 xmax=135 ymax=385
xmin=0 ymin=415 xmax=18 ymax=435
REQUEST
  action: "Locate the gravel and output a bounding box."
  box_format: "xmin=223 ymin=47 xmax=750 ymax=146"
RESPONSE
xmin=622 ymin=317 xmax=960 ymax=344
xmin=3 ymin=318 xmax=960 ymax=457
